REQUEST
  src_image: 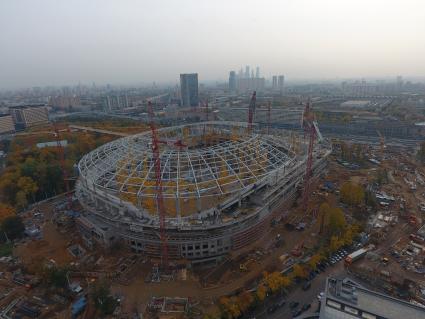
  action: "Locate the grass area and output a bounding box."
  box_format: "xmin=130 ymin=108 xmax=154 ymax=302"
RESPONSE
xmin=0 ymin=243 xmax=13 ymax=257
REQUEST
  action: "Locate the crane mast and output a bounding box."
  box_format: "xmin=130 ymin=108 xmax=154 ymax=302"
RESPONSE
xmin=247 ymin=91 xmax=256 ymax=133
xmin=147 ymin=101 xmax=169 ymax=271
xmin=301 ymin=99 xmax=316 ymax=211
xmin=53 ymin=123 xmax=72 ymax=209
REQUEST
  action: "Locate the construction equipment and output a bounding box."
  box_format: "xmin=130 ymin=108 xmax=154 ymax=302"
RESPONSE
xmin=301 ymin=99 xmax=322 ymax=211
xmin=291 ymin=241 xmax=304 ymax=257
xmin=377 ymin=130 xmax=385 ymax=158
xmin=267 ymin=100 xmax=271 ymax=135
xmin=239 ymin=259 xmax=255 ymax=272
xmin=52 ymin=122 xmax=72 ymax=209
xmin=247 ymin=91 xmax=256 ymax=133
xmin=147 ymin=101 xmax=169 ymax=271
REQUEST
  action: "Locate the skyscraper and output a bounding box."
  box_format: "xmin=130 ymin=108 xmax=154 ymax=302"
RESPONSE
xmin=229 ymin=71 xmax=237 ymax=92
xmin=255 ymin=66 xmax=260 ymax=78
xmin=245 ymin=66 xmax=250 ymax=78
xmin=272 ymin=76 xmax=278 ymax=89
xmin=180 ymin=73 xmax=199 ymax=107
xmin=278 ymin=75 xmax=285 ymax=93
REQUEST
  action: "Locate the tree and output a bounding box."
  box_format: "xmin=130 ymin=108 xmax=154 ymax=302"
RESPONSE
xmin=340 ymin=182 xmax=365 ymax=206
xmin=365 ymin=190 xmax=377 ymax=210
xmin=256 ymin=284 xmax=267 ymax=302
xmin=15 ymin=191 xmax=28 ymax=210
xmin=219 ymin=296 xmax=241 ymax=319
xmin=0 ymin=204 xmax=15 ymax=223
xmin=263 ymin=272 xmax=290 ymax=293
xmin=1 ymin=215 xmax=25 ymax=240
xmin=329 ymin=235 xmax=344 ymax=253
xmin=17 ymin=176 xmax=38 ymax=203
xmin=292 ymin=264 xmax=307 ymax=279
xmin=43 ymin=265 xmax=69 ymax=288
xmin=237 ymin=291 xmax=254 ymax=313
xmin=308 ymin=254 xmax=323 ymax=270
xmin=91 ymin=280 xmax=117 ymax=316
xmin=328 ymin=207 xmax=346 ymax=236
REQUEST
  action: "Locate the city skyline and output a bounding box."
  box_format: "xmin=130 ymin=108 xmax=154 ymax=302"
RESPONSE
xmin=1 ymin=0 xmax=425 ymax=89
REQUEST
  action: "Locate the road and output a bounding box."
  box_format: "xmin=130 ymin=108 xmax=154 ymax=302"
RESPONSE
xmin=250 ymin=262 xmax=346 ymax=319
xmin=69 ymin=125 xmax=130 ymax=137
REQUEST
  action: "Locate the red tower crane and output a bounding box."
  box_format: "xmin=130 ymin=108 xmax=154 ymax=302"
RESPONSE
xmin=147 ymin=101 xmax=169 ymax=271
xmin=247 ymin=91 xmax=256 ymax=133
xmin=53 ymin=122 xmax=72 ymax=209
xmin=301 ymin=99 xmax=322 ymax=211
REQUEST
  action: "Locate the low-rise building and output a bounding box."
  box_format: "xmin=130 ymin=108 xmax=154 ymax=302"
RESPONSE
xmin=320 ymin=277 xmax=425 ymax=319
xmin=0 ymin=114 xmax=15 ymax=135
xmin=9 ymin=105 xmax=49 ymax=129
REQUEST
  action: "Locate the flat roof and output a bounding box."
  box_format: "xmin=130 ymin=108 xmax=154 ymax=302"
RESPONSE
xmin=320 ymin=277 xmax=425 ymax=319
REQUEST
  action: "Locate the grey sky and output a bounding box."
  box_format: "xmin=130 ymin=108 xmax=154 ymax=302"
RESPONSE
xmin=1 ymin=0 xmax=425 ymax=89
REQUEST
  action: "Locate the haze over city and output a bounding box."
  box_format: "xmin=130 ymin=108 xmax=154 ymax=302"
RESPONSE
xmin=1 ymin=0 xmax=425 ymax=89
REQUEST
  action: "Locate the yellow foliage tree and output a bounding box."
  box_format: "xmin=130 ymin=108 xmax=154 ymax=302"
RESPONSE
xmin=238 ymin=291 xmax=254 ymax=313
xmin=329 ymin=235 xmax=344 ymax=253
xmin=292 ymin=264 xmax=307 ymax=279
xmin=219 ymin=296 xmax=241 ymax=319
xmin=256 ymin=284 xmax=267 ymax=302
xmin=328 ymin=207 xmax=346 ymax=236
xmin=308 ymin=254 xmax=323 ymax=270
xmin=340 ymin=182 xmax=365 ymax=206
xmin=0 ymin=203 xmax=15 ymax=223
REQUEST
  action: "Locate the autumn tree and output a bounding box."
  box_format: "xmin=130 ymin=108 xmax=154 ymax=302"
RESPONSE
xmin=292 ymin=264 xmax=307 ymax=279
xmin=237 ymin=291 xmax=254 ymax=313
xmin=219 ymin=296 xmax=241 ymax=319
xmin=1 ymin=215 xmax=25 ymax=240
xmin=340 ymin=182 xmax=364 ymax=206
xmin=263 ymin=271 xmax=291 ymax=293
xmin=0 ymin=204 xmax=15 ymax=223
xmin=256 ymin=284 xmax=267 ymax=302
xmin=328 ymin=207 xmax=346 ymax=236
xmin=329 ymin=235 xmax=344 ymax=253
xmin=308 ymin=254 xmax=323 ymax=270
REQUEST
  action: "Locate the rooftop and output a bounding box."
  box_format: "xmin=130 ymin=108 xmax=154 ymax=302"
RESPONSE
xmin=321 ymin=277 xmax=425 ymax=319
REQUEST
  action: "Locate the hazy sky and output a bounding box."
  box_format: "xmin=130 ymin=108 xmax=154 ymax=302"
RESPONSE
xmin=1 ymin=0 xmax=425 ymax=89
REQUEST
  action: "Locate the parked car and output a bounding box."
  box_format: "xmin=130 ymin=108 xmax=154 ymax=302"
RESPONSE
xmin=267 ymin=304 xmax=279 ymax=313
xmin=289 ymin=301 xmax=300 ymax=309
xmin=302 ymin=281 xmax=311 ymax=291
xmin=302 ymin=303 xmax=311 ymax=311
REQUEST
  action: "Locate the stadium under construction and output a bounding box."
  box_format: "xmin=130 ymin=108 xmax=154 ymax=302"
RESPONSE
xmin=75 ymin=121 xmax=331 ymax=264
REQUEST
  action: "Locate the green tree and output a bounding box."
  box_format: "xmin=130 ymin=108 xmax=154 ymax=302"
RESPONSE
xmin=91 ymin=280 xmax=117 ymax=316
xmin=43 ymin=265 xmax=69 ymax=288
xmin=1 ymin=215 xmax=25 ymax=240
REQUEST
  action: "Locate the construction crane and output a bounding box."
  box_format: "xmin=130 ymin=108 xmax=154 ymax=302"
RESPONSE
xmin=247 ymin=91 xmax=256 ymax=133
xmin=267 ymin=100 xmax=271 ymax=135
xmin=52 ymin=122 xmax=73 ymax=210
xmin=376 ymin=130 xmax=385 ymax=159
xmin=147 ymin=101 xmax=169 ymax=271
xmin=301 ymin=98 xmax=323 ymax=211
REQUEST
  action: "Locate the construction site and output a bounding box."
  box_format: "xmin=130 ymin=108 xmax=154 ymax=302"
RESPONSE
xmin=2 ymin=92 xmax=425 ymax=318
xmin=75 ymin=95 xmax=331 ymax=266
